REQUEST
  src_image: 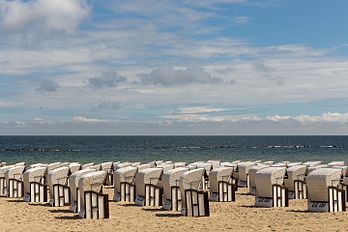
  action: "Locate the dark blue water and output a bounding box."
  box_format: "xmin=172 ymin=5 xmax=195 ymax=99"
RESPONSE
xmin=1 ymin=136 xmax=348 ymax=165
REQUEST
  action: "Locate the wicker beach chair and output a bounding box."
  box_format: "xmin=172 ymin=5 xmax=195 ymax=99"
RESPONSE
xmin=307 ymin=164 xmax=328 ymax=174
xmin=5 ymin=165 xmax=26 ymax=198
xmin=236 ymin=161 xmax=256 ymax=188
xmin=101 ymin=162 xmax=114 ymax=186
xmin=134 ymin=167 xmax=164 ymax=207
xmin=179 ymin=168 xmax=210 ymax=217
xmin=81 ymin=162 xmax=94 ymax=169
xmin=69 ymin=163 xmax=81 ymax=174
xmin=209 ymin=166 xmax=236 ymax=202
xmin=306 ymin=168 xmax=345 ymax=212
xmin=68 ymin=169 xmax=95 ymax=213
xmin=328 ymin=161 xmax=345 ymax=167
xmin=23 ymin=166 xmax=48 ymax=202
xmin=0 ymin=165 xmax=14 ymax=196
xmin=78 ymin=171 xmax=109 ymax=219
xmin=161 ymin=167 xmax=189 ymax=211
xmin=174 ymin=162 xmax=187 ymax=168
xmin=303 ymin=161 xmax=322 ymax=166
xmin=254 ymin=167 xmax=288 ymax=208
xmin=248 ymin=164 xmax=270 ymax=195
xmin=47 ymin=166 xmax=70 ymax=207
xmin=283 ymin=165 xmax=307 ymax=199
xmin=113 ymin=164 xmax=152 ymax=203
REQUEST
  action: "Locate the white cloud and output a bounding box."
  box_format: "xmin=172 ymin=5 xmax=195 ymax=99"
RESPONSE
xmin=176 ymin=106 xmax=227 ymax=114
xmin=0 ymin=0 xmax=90 ymax=33
xmin=234 ymin=16 xmax=251 ymax=25
xmin=73 ymin=116 xmax=111 ymax=123
xmin=163 ymin=112 xmax=348 ymax=124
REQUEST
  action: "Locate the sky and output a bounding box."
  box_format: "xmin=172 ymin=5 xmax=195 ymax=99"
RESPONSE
xmin=1 ymin=0 xmax=348 ymax=135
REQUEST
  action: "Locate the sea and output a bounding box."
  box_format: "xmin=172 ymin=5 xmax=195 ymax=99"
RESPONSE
xmin=1 ymin=136 xmax=348 ymax=165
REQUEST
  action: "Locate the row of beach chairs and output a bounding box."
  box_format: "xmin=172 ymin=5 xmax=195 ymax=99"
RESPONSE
xmin=1 ymin=159 xmax=348 ymax=219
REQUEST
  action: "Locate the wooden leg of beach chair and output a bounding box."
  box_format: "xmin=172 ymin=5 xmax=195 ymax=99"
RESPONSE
xmin=77 ymin=188 xmax=80 ymax=213
xmin=64 ymin=187 xmax=70 ymax=205
xmin=85 ymin=192 xmax=91 ymax=219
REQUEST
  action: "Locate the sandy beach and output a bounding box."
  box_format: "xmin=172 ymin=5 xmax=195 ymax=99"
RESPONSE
xmin=1 ymin=188 xmax=347 ymax=232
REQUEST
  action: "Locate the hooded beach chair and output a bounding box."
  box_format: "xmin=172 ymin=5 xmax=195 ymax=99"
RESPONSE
xmin=47 ymin=166 xmax=70 ymax=207
xmin=101 ymin=162 xmax=114 ymax=186
xmin=88 ymin=164 xmax=101 ymax=171
xmin=303 ymin=161 xmax=322 ymax=166
xmin=81 ymin=162 xmax=94 ymax=169
xmin=236 ymin=161 xmax=256 ymax=188
xmin=5 ymin=165 xmax=26 ymax=198
xmin=306 ymin=168 xmax=345 ymax=212
xmin=328 ymin=161 xmax=345 ymax=167
xmin=248 ymin=164 xmax=270 ymax=195
xmin=179 ymin=168 xmax=210 ymax=217
xmin=207 ymin=160 xmax=220 ymax=169
xmin=161 ymin=167 xmax=189 ymax=211
xmin=283 ymin=165 xmax=307 ymax=199
xmin=209 ymin=166 xmax=236 ymax=202
xmin=69 ymin=163 xmax=81 ymax=173
xmin=68 ymin=169 xmax=95 ymax=213
xmin=0 ymin=165 xmax=14 ymax=196
xmin=113 ymin=164 xmax=151 ymax=202
xmin=174 ymin=162 xmax=187 ymax=168
xmin=23 ymin=166 xmax=48 ymax=202
xmin=307 ymin=164 xmax=328 ymax=174
xmin=78 ymin=171 xmax=109 ymax=219
xmin=254 ymin=167 xmax=288 ymax=207
xmin=134 ymin=167 xmax=164 ymax=206
xmin=114 ymin=162 xmax=131 ymax=170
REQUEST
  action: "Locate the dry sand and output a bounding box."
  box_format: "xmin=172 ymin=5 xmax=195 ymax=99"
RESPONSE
xmin=1 ymin=188 xmax=348 ymax=232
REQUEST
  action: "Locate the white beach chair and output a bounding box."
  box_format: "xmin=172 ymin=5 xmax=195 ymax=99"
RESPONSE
xmin=81 ymin=162 xmax=94 ymax=169
xmin=69 ymin=163 xmax=81 ymax=174
xmin=113 ymin=164 xmax=152 ymax=203
xmin=101 ymin=162 xmax=114 ymax=186
xmin=78 ymin=171 xmax=109 ymax=219
xmin=68 ymin=169 xmax=95 ymax=213
xmin=306 ymin=168 xmax=345 ymax=212
xmin=0 ymin=165 xmax=14 ymax=196
xmin=207 ymin=160 xmax=220 ymax=169
xmin=135 ymin=167 xmax=164 ymax=207
xmin=328 ymin=161 xmax=345 ymax=167
xmin=88 ymin=164 xmax=101 ymax=171
xmin=254 ymin=167 xmax=288 ymax=208
xmin=23 ymin=166 xmax=48 ymax=202
xmin=248 ymin=164 xmax=270 ymax=195
xmin=179 ymin=168 xmax=210 ymax=217
xmin=307 ymin=164 xmax=328 ymax=174
xmin=262 ymin=161 xmax=274 ymax=165
xmin=209 ymin=166 xmax=236 ymax=202
xmin=283 ymin=165 xmax=307 ymax=199
xmin=47 ymin=166 xmax=70 ymax=207
xmin=5 ymin=165 xmax=26 ymax=198
xmin=161 ymin=167 xmax=189 ymax=211
xmin=114 ymin=162 xmax=131 ymax=170
xmin=236 ymin=161 xmax=256 ymax=188
xmin=174 ymin=162 xmax=187 ymax=168
xmin=303 ymin=161 xmax=322 ymax=166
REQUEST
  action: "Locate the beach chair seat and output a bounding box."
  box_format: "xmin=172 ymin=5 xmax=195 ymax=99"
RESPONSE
xmin=23 ymin=167 xmax=48 ymax=202
xmin=236 ymin=162 xmax=256 ymax=188
xmin=209 ymin=167 xmax=236 ymax=202
xmin=306 ymin=168 xmax=345 ymax=212
xmin=68 ymin=169 xmax=95 ymax=213
xmin=162 ymin=167 xmax=189 ymax=211
xmin=248 ymin=164 xmax=269 ymax=195
xmin=135 ymin=168 xmax=164 ymax=207
xmin=283 ymin=165 xmax=307 ymax=199
xmin=5 ymin=165 xmax=25 ymax=198
xmin=101 ymin=162 xmax=114 ymax=186
xmin=47 ymin=166 xmax=70 ymax=207
xmin=179 ymin=168 xmax=209 ymax=217
xmin=254 ymin=167 xmax=288 ymax=208
xmin=78 ymin=171 xmax=108 ymax=219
